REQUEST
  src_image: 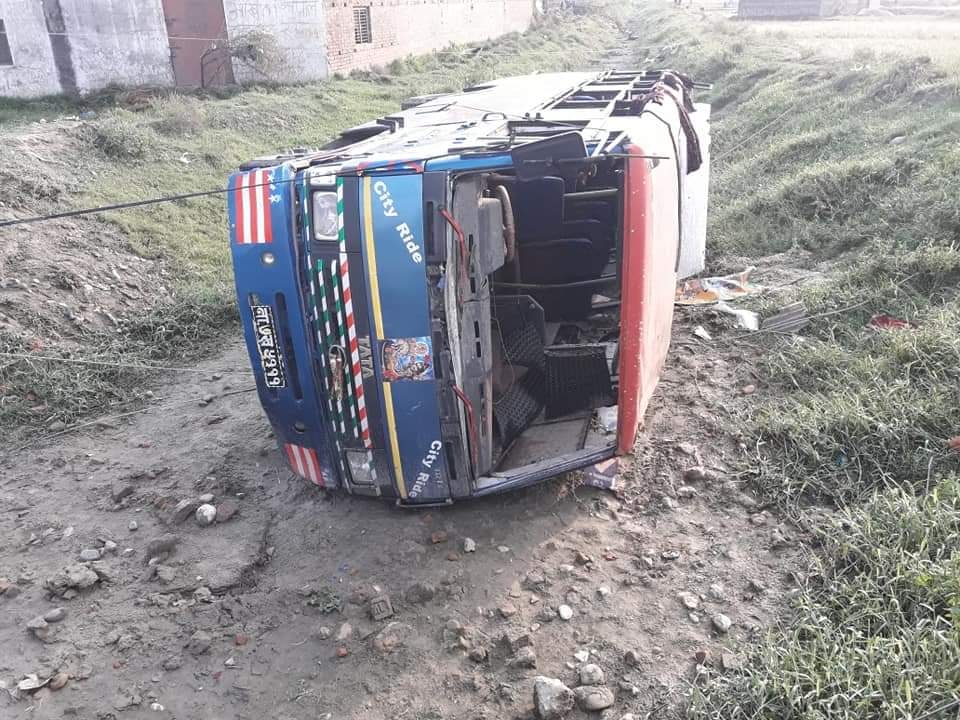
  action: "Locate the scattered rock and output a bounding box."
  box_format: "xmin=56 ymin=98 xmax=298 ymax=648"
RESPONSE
xmin=144 ymin=534 xmax=180 ymax=563
xmin=48 ymin=672 xmax=69 ymax=691
xmin=102 ymin=540 xmax=118 ymax=554
xmin=373 ymin=621 xmax=412 ymax=654
xmin=167 ymin=498 xmax=200 ymax=525
xmin=721 ymin=651 xmax=742 ymax=671
xmin=889 ymin=135 xmax=906 ymax=145
xmin=198 ymin=493 xmax=215 ymax=504
xmin=557 ymin=604 xmax=574 ymax=621
xmin=430 ymin=531 xmax=448 ymax=544
xmin=596 ymin=585 xmax=611 ymax=599
xmin=683 ymin=466 xmax=717 ymax=483
xmin=336 ymin=646 xmax=349 ymax=658
xmin=501 ymin=631 xmax=533 ymax=655
xmin=194 ymin=586 xmax=214 ymax=603
xmin=128 ymin=520 xmax=139 ymax=532
xmin=574 ymin=685 xmax=615 ymax=711
xmin=574 ymin=551 xmax=592 ymax=566
xmin=404 ymin=582 xmax=437 ymax=604
xmin=161 ymin=654 xmax=182 ymax=671
xmin=708 ymin=583 xmax=726 ymax=601
xmin=335 ymin=622 xmax=353 ymax=642
xmin=677 ymin=485 xmax=697 ymax=499
xmin=195 ymin=504 xmax=217 ymax=526
xmin=579 ymin=663 xmax=605 ymax=686
xmin=463 ymin=537 xmax=477 ymax=553
xmin=369 ymin=594 xmax=394 ymax=620
xmin=216 ymin=498 xmax=240 ymax=523
xmin=155 ymin=565 xmax=177 ymax=584
xmin=26 ymin=616 xmax=50 ymax=640
xmin=44 ymin=607 xmax=66 ymax=623
xmin=499 ymin=602 xmax=518 ymax=619
xmin=533 ymin=676 xmax=574 ymax=720
xmin=44 ymin=564 xmax=100 ymax=596
xmin=112 ymin=485 xmax=135 ymax=504
xmin=677 ymin=591 xmax=700 ymax=610
xmin=79 ymin=548 xmax=101 ymax=562
xmin=623 ymin=649 xmax=641 ymax=667
xmin=497 ymin=545 xmax=511 ymax=553
xmin=186 ymin=630 xmax=213 ymax=656
xmin=741 ymin=384 xmax=756 ymax=395
xmin=315 ymin=626 xmax=332 ymax=640
xmin=469 ymin=646 xmax=488 ymax=663
xmin=677 ymin=442 xmax=698 ymax=456
xmin=712 ymin=613 xmax=733 ymax=634
xmin=508 ymin=646 xmax=538 ymax=668
xmin=573 ymin=649 xmax=590 ymax=663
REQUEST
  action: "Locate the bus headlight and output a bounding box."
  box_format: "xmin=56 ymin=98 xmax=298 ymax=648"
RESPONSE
xmin=312 ymin=191 xmax=339 ymax=241
xmin=345 ymin=450 xmax=378 ymax=486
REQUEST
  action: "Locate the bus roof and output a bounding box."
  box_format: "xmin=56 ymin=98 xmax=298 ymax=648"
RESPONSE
xmin=240 ymin=69 xmax=706 ymax=176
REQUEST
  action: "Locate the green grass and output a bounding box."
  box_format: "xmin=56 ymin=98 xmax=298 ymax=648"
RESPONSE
xmin=0 ymin=3 xmax=630 ymax=437
xmin=689 ymin=478 xmax=960 ymax=720
xmin=619 ymin=3 xmax=960 ymax=718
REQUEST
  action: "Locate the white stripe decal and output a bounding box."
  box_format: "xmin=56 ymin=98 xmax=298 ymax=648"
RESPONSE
xmin=291 ymin=445 xmax=307 ymax=478
xmin=240 ymin=171 xmax=251 ymax=243
xmin=254 ymin=169 xmax=267 ymax=244
xmin=303 ymin=449 xmax=321 ymax=485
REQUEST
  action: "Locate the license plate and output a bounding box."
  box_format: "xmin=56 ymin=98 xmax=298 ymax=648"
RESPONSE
xmin=251 ymin=305 xmax=286 ymax=389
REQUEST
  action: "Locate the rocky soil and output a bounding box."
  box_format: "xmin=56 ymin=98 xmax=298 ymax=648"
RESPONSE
xmin=0 ymin=300 xmax=803 ymax=719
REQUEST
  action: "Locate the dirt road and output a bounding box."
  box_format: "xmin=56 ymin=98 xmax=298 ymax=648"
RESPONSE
xmin=0 ymin=308 xmax=800 ymax=719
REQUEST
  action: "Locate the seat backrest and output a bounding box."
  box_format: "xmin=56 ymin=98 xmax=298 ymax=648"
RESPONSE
xmin=513 ymin=177 xmax=565 ymax=242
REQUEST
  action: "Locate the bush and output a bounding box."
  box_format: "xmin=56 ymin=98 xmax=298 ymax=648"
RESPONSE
xmin=88 ymin=114 xmax=154 ymax=158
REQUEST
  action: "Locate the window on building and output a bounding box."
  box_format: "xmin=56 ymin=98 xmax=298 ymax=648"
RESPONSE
xmin=353 ymin=7 xmax=372 ymax=45
xmin=0 ymin=20 xmax=13 ymax=66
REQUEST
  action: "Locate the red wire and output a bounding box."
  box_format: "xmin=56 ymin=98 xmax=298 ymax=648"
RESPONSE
xmin=451 ymin=384 xmax=479 ymax=469
xmin=439 ymin=208 xmax=470 ymax=303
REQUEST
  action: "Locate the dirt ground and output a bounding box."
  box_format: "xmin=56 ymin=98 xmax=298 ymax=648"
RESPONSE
xmin=0 ymin=289 xmax=804 ymax=719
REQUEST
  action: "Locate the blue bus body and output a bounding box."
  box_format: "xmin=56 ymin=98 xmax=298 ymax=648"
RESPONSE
xmin=227 ymin=70 xmax=711 ymax=504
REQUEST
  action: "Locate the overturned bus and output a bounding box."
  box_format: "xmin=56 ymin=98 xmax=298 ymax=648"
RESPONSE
xmin=227 ymin=69 xmax=711 ymax=505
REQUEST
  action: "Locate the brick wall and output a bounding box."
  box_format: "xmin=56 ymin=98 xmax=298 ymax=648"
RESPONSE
xmin=325 ymin=0 xmax=536 ymax=74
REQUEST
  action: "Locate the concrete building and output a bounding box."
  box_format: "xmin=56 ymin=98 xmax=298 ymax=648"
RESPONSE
xmin=0 ymin=0 xmax=537 ymax=98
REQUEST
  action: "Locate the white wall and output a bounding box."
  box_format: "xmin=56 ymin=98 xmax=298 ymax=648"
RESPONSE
xmin=60 ymin=0 xmax=174 ymax=92
xmin=0 ymin=2 xmax=61 ymax=98
xmin=222 ymin=0 xmax=327 ymax=84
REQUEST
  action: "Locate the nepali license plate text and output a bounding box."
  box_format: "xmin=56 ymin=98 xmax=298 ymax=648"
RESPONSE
xmin=251 ymin=305 xmax=286 ymax=389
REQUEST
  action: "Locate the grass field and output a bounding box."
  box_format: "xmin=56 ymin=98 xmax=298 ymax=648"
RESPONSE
xmin=751 ymin=15 xmax=960 ymax=74
xmin=637 ymin=3 xmax=960 ymax=718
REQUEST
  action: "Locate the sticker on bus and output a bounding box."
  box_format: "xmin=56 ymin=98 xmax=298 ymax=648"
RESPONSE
xmin=381 ymin=337 xmax=433 ymax=382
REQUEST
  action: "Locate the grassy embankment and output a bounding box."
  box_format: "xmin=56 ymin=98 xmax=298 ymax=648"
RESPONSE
xmin=635 ymin=4 xmax=960 ymax=718
xmin=0 ymin=5 xmax=629 ymax=435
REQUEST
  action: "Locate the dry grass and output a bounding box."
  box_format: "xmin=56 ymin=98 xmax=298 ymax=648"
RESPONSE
xmin=751 ymin=16 xmax=960 ymax=74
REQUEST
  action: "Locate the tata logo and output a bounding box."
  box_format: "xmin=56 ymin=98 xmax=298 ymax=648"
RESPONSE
xmin=373 ymin=180 xmax=423 ymax=264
